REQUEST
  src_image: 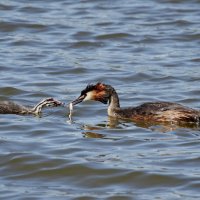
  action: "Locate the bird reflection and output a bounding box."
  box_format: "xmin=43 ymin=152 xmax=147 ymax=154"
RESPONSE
xmin=82 ymin=131 xmax=105 ymax=139
xmin=107 ymin=116 xmax=200 ymax=132
xmin=80 ymin=116 xmax=200 ymax=139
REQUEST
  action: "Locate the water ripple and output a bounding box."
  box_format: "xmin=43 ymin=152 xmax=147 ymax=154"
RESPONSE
xmin=0 ymin=0 xmax=200 ymax=199
xmin=0 ymin=21 xmax=47 ymax=32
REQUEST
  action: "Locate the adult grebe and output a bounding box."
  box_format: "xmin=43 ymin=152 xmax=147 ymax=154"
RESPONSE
xmin=0 ymin=97 xmax=63 ymax=115
xmin=71 ymin=83 xmax=200 ymax=124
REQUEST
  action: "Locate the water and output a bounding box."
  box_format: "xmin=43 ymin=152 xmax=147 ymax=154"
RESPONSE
xmin=0 ymin=0 xmax=200 ymax=199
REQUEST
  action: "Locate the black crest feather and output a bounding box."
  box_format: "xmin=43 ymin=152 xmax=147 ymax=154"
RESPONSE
xmin=81 ymin=84 xmax=96 ymax=96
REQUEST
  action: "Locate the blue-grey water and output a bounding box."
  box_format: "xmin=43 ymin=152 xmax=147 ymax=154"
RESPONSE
xmin=1 ymin=0 xmax=200 ymax=199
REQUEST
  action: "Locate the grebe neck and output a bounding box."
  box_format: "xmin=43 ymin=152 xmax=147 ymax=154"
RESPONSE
xmin=108 ymin=89 xmax=120 ymax=117
xmin=31 ymin=101 xmax=46 ymax=114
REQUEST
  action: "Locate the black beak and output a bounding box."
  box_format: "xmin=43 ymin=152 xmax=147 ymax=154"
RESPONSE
xmin=54 ymin=100 xmax=65 ymax=106
xmin=71 ymin=95 xmax=85 ymax=106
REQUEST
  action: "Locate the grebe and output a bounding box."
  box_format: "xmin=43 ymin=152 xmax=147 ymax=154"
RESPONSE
xmin=0 ymin=97 xmax=63 ymax=115
xmin=71 ymin=83 xmax=200 ymax=125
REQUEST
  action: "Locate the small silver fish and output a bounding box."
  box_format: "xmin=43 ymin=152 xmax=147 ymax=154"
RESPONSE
xmin=68 ymin=102 xmax=73 ymax=121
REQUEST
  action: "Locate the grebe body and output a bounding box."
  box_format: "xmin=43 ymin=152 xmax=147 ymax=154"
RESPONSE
xmin=72 ymin=83 xmax=200 ymax=124
xmin=0 ymin=98 xmax=62 ymax=115
xmin=111 ymin=101 xmax=200 ymax=124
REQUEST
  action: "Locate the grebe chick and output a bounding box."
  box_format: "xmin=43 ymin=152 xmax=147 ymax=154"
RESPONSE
xmin=71 ymin=83 xmax=200 ymax=124
xmin=0 ymin=97 xmax=63 ymax=115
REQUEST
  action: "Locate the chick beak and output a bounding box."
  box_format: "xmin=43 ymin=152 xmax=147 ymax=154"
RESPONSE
xmin=55 ymin=100 xmax=65 ymax=106
xmin=71 ymin=95 xmax=85 ymax=106
xmin=46 ymin=98 xmax=65 ymax=107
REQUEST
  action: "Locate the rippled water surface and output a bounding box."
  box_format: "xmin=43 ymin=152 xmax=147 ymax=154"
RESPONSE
xmin=1 ymin=0 xmax=200 ymax=199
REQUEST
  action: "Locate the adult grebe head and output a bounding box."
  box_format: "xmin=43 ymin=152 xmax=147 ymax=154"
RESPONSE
xmin=72 ymin=83 xmax=113 ymax=105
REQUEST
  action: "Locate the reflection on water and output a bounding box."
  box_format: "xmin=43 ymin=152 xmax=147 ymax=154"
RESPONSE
xmin=1 ymin=0 xmax=200 ymax=199
xmin=81 ymin=116 xmax=200 ymax=139
xmin=82 ymin=131 xmax=105 ymax=139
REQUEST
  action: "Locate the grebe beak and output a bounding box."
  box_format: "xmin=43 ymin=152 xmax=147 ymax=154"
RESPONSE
xmin=71 ymin=95 xmax=85 ymax=106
